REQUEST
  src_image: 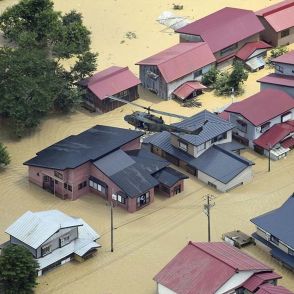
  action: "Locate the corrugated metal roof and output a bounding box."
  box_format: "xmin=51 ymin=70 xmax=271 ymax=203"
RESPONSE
xmin=173 ymin=81 xmax=206 ymax=100
xmin=173 ymin=110 xmax=234 ymax=146
xmin=253 ymin=120 xmax=294 ymax=149
xmin=154 ymin=242 xmax=271 ymax=294
xmin=258 ymin=73 xmax=294 ymax=87
xmin=225 ymin=89 xmax=294 ymax=126
xmin=24 ymin=125 xmax=143 ymax=170
xmin=281 ymin=136 xmax=294 ymax=148
xmin=246 ymin=56 xmax=266 ymax=70
xmin=81 ymin=66 xmax=140 ymax=100
xmin=236 ymin=41 xmax=272 ymax=61
xmin=256 ymin=0 xmax=294 ymax=32
xmin=176 ymin=7 xmax=264 ymax=53
xmin=136 ymin=43 xmax=215 ymax=83
xmin=243 ymin=272 xmax=282 ymax=292
xmin=256 ymin=284 xmax=294 ymax=294
xmin=5 ymin=210 xmax=83 ymax=249
xmin=74 ymin=240 xmax=100 ymax=257
xmin=251 ymin=194 xmax=294 ymax=249
xmin=153 ymin=166 xmax=188 ymax=187
xmin=188 ymin=145 xmax=254 ymax=184
xmin=272 ymin=50 xmax=294 ymax=65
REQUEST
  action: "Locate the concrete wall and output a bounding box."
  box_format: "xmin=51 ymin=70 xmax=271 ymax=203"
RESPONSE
xmin=277 ymin=27 xmax=294 ymax=46
xmin=197 ymin=165 xmax=253 ymax=192
xmin=260 ymin=83 xmax=294 ymax=98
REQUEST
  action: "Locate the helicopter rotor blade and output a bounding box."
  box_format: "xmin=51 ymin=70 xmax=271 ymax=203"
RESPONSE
xmin=147 ymin=108 xmax=188 ymax=119
xmin=108 ymin=96 xmax=149 ymax=111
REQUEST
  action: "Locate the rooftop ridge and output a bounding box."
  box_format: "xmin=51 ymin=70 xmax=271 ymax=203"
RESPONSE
xmin=88 ymin=66 xmax=127 ymax=86
xmin=263 ymin=1 xmax=294 ymax=16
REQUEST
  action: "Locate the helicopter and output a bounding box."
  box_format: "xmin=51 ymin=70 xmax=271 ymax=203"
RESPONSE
xmin=109 ymin=96 xmax=207 ymax=135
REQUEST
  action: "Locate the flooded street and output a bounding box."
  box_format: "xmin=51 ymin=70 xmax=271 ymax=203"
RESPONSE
xmin=0 ymin=0 xmax=294 ymax=293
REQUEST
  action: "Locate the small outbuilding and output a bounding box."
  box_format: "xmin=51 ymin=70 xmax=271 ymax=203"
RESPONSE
xmin=79 ymin=66 xmax=140 ymax=113
xmin=256 ymin=0 xmax=294 ymax=47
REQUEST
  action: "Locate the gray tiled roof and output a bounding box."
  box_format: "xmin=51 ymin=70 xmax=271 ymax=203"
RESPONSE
xmin=153 ymin=167 xmax=188 ymax=187
xmin=251 ymin=194 xmax=294 ymax=249
xmin=188 ymin=145 xmax=254 ymax=183
xmin=24 ymin=125 xmax=143 ymax=170
xmin=173 ymin=110 xmax=234 ymax=146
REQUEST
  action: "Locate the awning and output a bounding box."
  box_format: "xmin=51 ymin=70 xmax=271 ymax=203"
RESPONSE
xmin=281 ymin=137 xmax=294 ymax=149
xmin=173 ymin=81 xmax=206 ymax=100
xmin=246 ymin=56 xmax=265 ymax=70
xmin=74 ymin=241 xmax=101 ymax=257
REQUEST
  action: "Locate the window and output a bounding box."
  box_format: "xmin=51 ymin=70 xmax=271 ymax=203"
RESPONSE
xmin=260 ymin=122 xmax=271 ymax=133
xmin=236 ymin=119 xmax=247 ymax=133
xmin=119 ymin=90 xmax=128 ymax=97
xmin=289 ymin=248 xmax=294 ymax=256
xmin=136 ymin=192 xmax=150 ymax=208
xmin=64 ymin=183 xmax=68 ymax=189
xmin=146 ymin=70 xmax=159 ymax=80
xmin=37 ymin=173 xmax=40 ymax=176
xmin=55 ymin=180 xmax=58 ymax=185
xmin=60 ymin=235 xmax=70 ymax=247
xmin=54 ymin=171 xmax=63 ymax=179
xmin=281 ymin=29 xmax=290 ymax=38
xmin=193 ymin=69 xmax=202 ymax=79
xmin=78 ymin=181 xmax=87 ymax=190
xmin=41 ymin=244 xmax=52 ymax=257
xmin=89 ymin=178 xmax=106 ymax=194
xmin=212 ymin=133 xmax=227 ymax=143
xmin=220 ymin=43 xmax=238 ymax=56
xmin=179 ymin=141 xmax=188 ymax=152
xmin=198 ymin=142 xmax=206 ymax=152
xmin=117 ymin=194 xmax=126 ymax=204
xmin=275 ymin=64 xmax=284 ymax=73
xmin=68 ymin=185 xmax=72 ymax=192
xmin=270 ymin=235 xmax=279 ymax=245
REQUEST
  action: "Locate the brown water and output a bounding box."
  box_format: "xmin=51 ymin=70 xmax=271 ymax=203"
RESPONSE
xmin=0 ymin=0 xmax=294 ymax=293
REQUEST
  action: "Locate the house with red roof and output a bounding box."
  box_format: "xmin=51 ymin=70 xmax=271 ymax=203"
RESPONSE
xmin=136 ymin=42 xmax=215 ymax=99
xmin=154 ymin=241 xmax=286 ymax=294
xmin=256 ymin=0 xmax=294 ymax=47
xmin=224 ymin=89 xmax=294 ymax=159
xmin=258 ymin=50 xmax=294 ymax=98
xmin=176 ymin=7 xmax=266 ymax=70
xmin=79 ymin=66 xmax=140 ymax=113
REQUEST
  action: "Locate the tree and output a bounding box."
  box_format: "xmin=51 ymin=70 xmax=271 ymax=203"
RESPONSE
xmin=0 ymin=0 xmax=97 ymax=136
xmin=0 ymin=244 xmax=39 ymax=294
xmin=215 ymin=71 xmax=231 ymax=96
xmin=269 ymin=46 xmax=288 ymax=59
xmin=228 ymin=60 xmax=248 ymax=92
xmin=201 ymin=67 xmax=219 ymax=87
xmin=0 ymin=143 xmax=10 ymax=166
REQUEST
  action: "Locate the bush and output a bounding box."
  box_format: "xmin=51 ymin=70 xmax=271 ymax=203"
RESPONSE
xmin=201 ymin=67 xmax=219 ymax=87
xmin=0 ymin=143 xmax=10 ymax=166
xmin=0 ymin=244 xmax=39 ymax=293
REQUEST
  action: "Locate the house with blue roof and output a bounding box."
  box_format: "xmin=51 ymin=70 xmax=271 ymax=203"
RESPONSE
xmin=24 ymin=125 xmax=188 ymax=213
xmin=144 ymin=110 xmax=254 ymax=192
xmin=251 ymin=193 xmax=294 ymax=271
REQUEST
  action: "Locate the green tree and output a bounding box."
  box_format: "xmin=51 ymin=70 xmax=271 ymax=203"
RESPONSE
xmin=228 ymin=60 xmax=248 ymax=92
xmin=0 ymin=0 xmax=97 ymax=136
xmin=269 ymin=46 xmax=288 ymax=59
xmin=0 ymin=143 xmax=10 ymax=166
xmin=215 ymin=71 xmax=231 ymax=96
xmin=0 ymin=244 xmax=39 ymax=294
xmin=201 ymin=67 xmax=219 ymax=87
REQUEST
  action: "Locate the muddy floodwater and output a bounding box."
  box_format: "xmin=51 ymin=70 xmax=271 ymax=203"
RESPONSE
xmin=0 ymin=0 xmax=294 ymax=293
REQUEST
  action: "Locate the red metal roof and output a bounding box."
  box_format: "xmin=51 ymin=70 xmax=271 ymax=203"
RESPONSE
xmin=136 ymin=43 xmax=215 ymax=83
xmin=153 ymin=242 xmax=271 ymax=294
xmin=254 ymin=120 xmax=294 ymax=149
xmin=258 ymin=73 xmax=294 ymax=87
xmin=176 ymin=7 xmax=264 ymax=53
xmin=256 ymin=0 xmax=294 ymax=32
xmin=243 ymin=272 xmax=282 ymax=292
xmin=218 ymin=111 xmax=230 ymax=121
xmin=225 ymin=89 xmax=294 ymax=126
xmin=281 ymin=136 xmax=294 ymax=148
xmin=173 ymin=81 xmax=206 ymax=99
xmin=256 ymin=284 xmax=294 ymax=294
xmin=272 ymin=50 xmax=294 ymax=65
xmin=236 ymin=41 xmax=272 ymax=61
xmin=83 ymin=66 xmax=140 ymax=100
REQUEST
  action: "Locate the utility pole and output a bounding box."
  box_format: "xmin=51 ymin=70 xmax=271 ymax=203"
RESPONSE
xmin=268 ymin=145 xmax=271 ymax=172
xmin=110 ymin=202 xmax=114 ymax=252
xmin=203 ymin=194 xmax=215 ymax=242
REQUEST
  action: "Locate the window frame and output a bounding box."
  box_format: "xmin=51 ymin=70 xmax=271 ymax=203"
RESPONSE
xmin=270 ymin=235 xmax=279 ymax=245
xmin=178 ymin=140 xmax=188 ymax=152
xmin=41 ymin=244 xmax=52 ymax=257
xmin=236 ymin=119 xmax=247 ymax=133
xmin=275 ymin=64 xmax=284 ymax=73
xmin=54 ymin=171 xmax=63 ymax=180
xmin=260 ymin=122 xmax=271 ymax=133
xmin=60 ymin=235 xmax=71 ymax=248
xmin=220 ymin=43 xmax=238 ymax=56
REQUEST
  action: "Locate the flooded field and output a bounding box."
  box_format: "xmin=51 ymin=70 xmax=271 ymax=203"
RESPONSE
xmin=0 ymin=0 xmax=294 ymax=293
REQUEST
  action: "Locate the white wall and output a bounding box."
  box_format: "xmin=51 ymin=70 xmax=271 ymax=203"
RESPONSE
xmin=197 ymin=165 xmax=253 ymax=192
xmin=274 ymin=62 xmax=294 ymax=77
xmin=157 ymin=283 xmax=177 ymax=294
